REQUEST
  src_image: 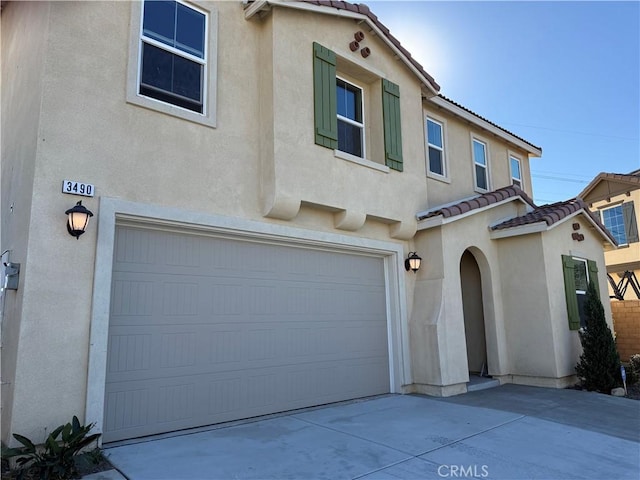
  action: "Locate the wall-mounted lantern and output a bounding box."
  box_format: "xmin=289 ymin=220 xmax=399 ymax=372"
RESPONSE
xmin=405 ymin=252 xmax=422 ymax=273
xmin=65 ymin=201 xmax=93 ymax=239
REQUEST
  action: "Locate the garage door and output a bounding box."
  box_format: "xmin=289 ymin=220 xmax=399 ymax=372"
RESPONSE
xmin=104 ymin=225 xmax=390 ymax=442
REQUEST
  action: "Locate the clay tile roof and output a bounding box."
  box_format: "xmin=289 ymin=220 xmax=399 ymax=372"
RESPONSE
xmin=294 ymin=1 xmax=441 ymax=92
xmin=418 ymin=185 xmax=535 ymax=221
xmin=490 ymin=198 xmax=616 ymax=244
xmin=436 ymin=95 xmax=542 ymax=153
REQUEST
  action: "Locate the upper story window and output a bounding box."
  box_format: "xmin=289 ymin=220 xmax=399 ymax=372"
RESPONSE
xmin=472 ymin=138 xmax=489 ymax=191
xmin=426 ymin=117 xmax=445 ymax=177
xmin=313 ymin=42 xmax=403 ymax=172
xmin=601 ymin=202 xmax=638 ymax=245
xmin=510 ymin=155 xmax=522 ymax=188
xmin=126 ymin=0 xmax=218 ymax=128
xmin=336 ymin=78 xmax=364 ymax=158
xmin=140 ymin=0 xmax=206 ymax=113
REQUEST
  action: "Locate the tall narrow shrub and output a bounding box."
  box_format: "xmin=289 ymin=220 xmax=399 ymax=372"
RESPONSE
xmin=575 ymin=281 xmax=621 ymax=393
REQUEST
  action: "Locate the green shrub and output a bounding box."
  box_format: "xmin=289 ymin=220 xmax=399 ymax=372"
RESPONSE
xmin=575 ymin=281 xmax=622 ymax=393
xmin=1 ymin=416 xmax=100 ymax=480
xmin=622 ymin=362 xmax=638 ymax=385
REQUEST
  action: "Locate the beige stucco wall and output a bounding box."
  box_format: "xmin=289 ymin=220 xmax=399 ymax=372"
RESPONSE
xmin=423 ymin=102 xmax=533 ymax=208
xmin=0 ymin=0 xmax=51 ymax=445
xmin=414 ymin=206 xmax=613 ymax=392
xmin=411 ymin=201 xmax=534 ymax=393
xmin=496 ymin=233 xmax=558 ymax=379
xmin=541 ymin=216 xmax=613 ymax=380
xmin=497 ymin=216 xmax=612 ymax=386
xmin=263 ymin=7 xmax=429 ymax=234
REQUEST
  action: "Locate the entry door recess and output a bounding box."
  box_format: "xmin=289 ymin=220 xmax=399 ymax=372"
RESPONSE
xmin=104 ymin=225 xmax=390 ymax=442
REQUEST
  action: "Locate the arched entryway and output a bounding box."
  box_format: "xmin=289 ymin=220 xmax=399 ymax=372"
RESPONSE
xmin=460 ymin=249 xmax=488 ymax=375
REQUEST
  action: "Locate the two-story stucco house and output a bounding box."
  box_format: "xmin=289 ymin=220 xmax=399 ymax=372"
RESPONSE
xmin=1 ymin=0 xmax=616 ymax=445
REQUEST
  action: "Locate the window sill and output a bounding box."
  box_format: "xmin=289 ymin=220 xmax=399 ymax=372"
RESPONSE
xmin=334 ymin=150 xmax=389 ymax=173
xmin=427 ymin=171 xmax=451 ymax=184
xmin=126 ymin=93 xmax=217 ymax=129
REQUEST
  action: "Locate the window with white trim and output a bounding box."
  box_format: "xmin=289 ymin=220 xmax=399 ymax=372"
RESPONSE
xmin=313 ymin=43 xmax=403 ymax=171
xmin=127 ymin=0 xmax=217 ymax=127
xmin=510 ymin=155 xmax=522 ymax=188
xmin=600 ymin=202 xmax=639 ymax=245
xmin=562 ymin=255 xmax=600 ymax=330
xmin=472 ymin=138 xmax=489 ymax=191
xmin=336 ymin=78 xmax=365 ymax=158
xmin=426 ymin=117 xmax=445 ymax=177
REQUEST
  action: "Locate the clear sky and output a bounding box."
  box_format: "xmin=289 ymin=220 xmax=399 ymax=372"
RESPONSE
xmin=367 ymin=0 xmax=640 ymax=204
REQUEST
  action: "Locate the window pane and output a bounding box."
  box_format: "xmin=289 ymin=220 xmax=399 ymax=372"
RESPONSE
xmin=602 ymin=205 xmax=628 ymax=244
xmin=429 ymin=148 xmax=443 ymax=175
xmin=475 ymin=164 xmax=487 ymax=190
xmin=173 ymin=55 xmax=202 ymax=101
xmin=574 ymin=260 xmax=588 ymax=292
xmin=176 ymin=3 xmax=205 ymax=58
xmin=511 ymin=157 xmax=521 ymax=180
xmin=473 ymin=140 xmax=486 ymax=166
xmin=141 ymin=42 xmax=173 ymax=92
xmin=143 ymin=1 xmax=176 ymax=47
xmin=427 ymin=119 xmax=442 ymax=148
xmin=141 ymin=42 xmax=203 ymax=112
xmin=577 ymin=293 xmax=587 ymax=328
xmin=338 ymin=119 xmax=362 ymax=157
xmin=336 ymin=80 xmax=361 ymax=122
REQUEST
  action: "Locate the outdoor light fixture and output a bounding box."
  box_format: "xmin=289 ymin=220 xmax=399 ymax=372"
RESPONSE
xmin=65 ymin=201 xmax=93 ymax=239
xmin=405 ymin=252 xmax=422 ymax=273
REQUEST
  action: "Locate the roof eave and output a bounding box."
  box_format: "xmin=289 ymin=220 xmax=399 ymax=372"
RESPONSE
xmin=416 ymin=194 xmax=533 ymax=230
xmin=428 ymin=96 xmax=542 ymax=156
xmin=490 ymin=209 xmax=617 ymax=247
xmin=578 ymin=172 xmax=640 ymax=203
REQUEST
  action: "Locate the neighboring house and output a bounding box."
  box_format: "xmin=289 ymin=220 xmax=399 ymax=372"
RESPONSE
xmin=579 ymin=170 xmax=640 ymax=300
xmin=1 ymin=0 xmax=615 ymax=445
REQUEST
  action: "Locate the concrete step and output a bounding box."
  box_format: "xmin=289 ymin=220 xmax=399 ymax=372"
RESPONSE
xmin=467 ymin=376 xmax=500 ymax=392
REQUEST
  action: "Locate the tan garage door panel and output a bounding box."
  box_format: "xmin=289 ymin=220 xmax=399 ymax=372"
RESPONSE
xmin=104 ymin=226 xmax=390 ymax=442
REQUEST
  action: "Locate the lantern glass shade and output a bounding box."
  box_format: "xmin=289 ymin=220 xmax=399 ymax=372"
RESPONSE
xmin=405 ymin=252 xmax=422 ymax=272
xmin=65 ymin=201 xmax=93 ymax=238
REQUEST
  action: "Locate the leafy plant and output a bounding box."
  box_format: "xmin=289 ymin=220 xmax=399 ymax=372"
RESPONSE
xmin=630 ymin=354 xmax=640 ymax=375
xmin=575 ymin=281 xmax=622 ymax=393
xmin=623 ymin=353 xmax=640 ymax=386
xmin=1 ymin=416 xmax=101 ymax=479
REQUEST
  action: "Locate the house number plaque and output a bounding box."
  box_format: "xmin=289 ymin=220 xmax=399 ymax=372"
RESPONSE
xmin=62 ymin=180 xmax=95 ymax=197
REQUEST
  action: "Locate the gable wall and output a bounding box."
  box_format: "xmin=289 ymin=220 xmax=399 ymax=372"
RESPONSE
xmin=590 ymin=189 xmax=640 ymax=278
xmin=263 ymin=6 xmax=429 ymax=228
xmin=541 ymin=216 xmax=612 ymax=379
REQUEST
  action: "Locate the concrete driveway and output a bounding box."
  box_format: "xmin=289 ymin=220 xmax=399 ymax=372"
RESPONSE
xmin=102 ymin=385 xmax=640 ymax=480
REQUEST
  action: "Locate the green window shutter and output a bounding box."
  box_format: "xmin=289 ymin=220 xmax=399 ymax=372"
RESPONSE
xmin=313 ymin=42 xmax=337 ymax=149
xmin=562 ymin=255 xmax=580 ymax=330
xmin=622 ymin=201 xmax=639 ymax=243
xmin=382 ymin=79 xmax=403 ymax=171
xmin=587 ymin=260 xmax=600 ymax=299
